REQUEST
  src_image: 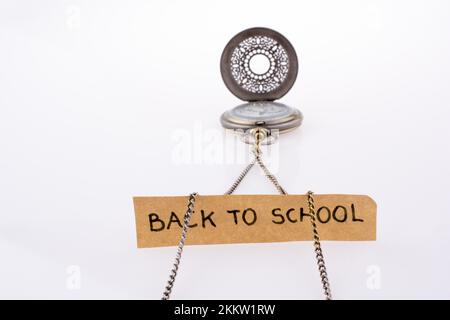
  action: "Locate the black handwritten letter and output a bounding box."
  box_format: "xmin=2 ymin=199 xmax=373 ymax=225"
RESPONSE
xmin=300 ymin=207 xmax=311 ymax=222
xmin=148 ymin=213 xmax=165 ymax=232
xmin=286 ymin=208 xmax=297 ymax=223
xmin=271 ymin=208 xmax=285 ymax=224
xmin=242 ymin=208 xmax=257 ymax=226
xmin=167 ymin=212 xmax=182 ymax=230
xmin=201 ymin=210 xmax=216 ymax=228
xmin=227 ymin=209 xmax=240 ymax=225
xmin=316 ymin=207 xmax=331 ymax=223
xmin=332 ymin=206 xmax=347 ymax=223
xmin=351 ymin=204 xmax=364 ymax=222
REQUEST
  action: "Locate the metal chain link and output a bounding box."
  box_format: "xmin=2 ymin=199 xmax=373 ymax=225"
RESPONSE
xmin=228 ymin=128 xmax=287 ymax=195
xmin=161 ymin=192 xmax=197 ymax=300
xmin=307 ymin=191 xmax=333 ymax=300
xmin=224 ymin=158 xmax=256 ymax=195
xmin=161 ymin=128 xmax=332 ymax=300
xmin=255 ymin=156 xmax=287 ymax=195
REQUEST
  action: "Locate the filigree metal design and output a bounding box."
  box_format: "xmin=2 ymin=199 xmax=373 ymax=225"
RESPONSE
xmin=230 ymin=36 xmax=289 ymax=94
xmin=221 ymin=27 xmax=298 ymax=101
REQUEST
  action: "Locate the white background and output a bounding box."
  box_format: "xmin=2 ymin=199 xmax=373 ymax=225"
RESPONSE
xmin=1 ymin=0 xmax=449 ymax=299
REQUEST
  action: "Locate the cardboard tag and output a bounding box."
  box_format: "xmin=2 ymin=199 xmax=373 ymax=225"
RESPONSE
xmin=133 ymin=194 xmax=376 ymax=248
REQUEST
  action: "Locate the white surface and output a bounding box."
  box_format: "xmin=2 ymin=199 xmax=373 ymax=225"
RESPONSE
xmin=1 ymin=0 xmax=449 ymax=299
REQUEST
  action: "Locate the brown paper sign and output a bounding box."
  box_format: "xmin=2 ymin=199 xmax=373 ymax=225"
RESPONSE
xmin=133 ymin=194 xmax=376 ymax=248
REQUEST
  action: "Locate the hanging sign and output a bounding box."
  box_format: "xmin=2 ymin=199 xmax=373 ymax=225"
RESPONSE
xmin=133 ymin=194 xmax=376 ymax=248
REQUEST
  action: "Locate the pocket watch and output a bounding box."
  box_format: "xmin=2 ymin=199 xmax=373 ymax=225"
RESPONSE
xmin=220 ymin=27 xmax=303 ymax=137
